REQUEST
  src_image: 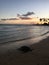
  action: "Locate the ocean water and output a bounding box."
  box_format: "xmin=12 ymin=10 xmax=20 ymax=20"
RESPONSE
xmin=0 ymin=24 xmax=49 ymax=45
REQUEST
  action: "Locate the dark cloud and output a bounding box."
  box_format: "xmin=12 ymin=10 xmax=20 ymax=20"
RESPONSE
xmin=17 ymin=11 xmax=35 ymax=20
xmin=22 ymin=12 xmax=35 ymax=16
xmin=17 ymin=12 xmax=35 ymax=17
xmin=19 ymin=16 xmax=32 ymax=20
xmin=8 ymin=18 xmax=19 ymax=20
xmin=1 ymin=18 xmax=19 ymax=21
xmin=17 ymin=14 xmax=20 ymax=17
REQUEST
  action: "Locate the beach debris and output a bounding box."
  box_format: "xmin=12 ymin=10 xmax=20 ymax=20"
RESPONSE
xmin=18 ymin=46 xmax=32 ymax=53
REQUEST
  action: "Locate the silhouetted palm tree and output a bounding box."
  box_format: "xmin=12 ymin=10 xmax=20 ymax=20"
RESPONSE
xmin=40 ymin=18 xmax=42 ymax=21
xmin=39 ymin=18 xmax=42 ymax=24
xmin=43 ymin=18 xmax=47 ymax=24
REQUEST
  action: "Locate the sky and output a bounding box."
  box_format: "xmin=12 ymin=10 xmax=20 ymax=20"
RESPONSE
xmin=0 ymin=0 xmax=49 ymax=19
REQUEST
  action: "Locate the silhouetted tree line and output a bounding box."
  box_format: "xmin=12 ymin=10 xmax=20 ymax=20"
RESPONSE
xmin=39 ymin=18 xmax=49 ymax=25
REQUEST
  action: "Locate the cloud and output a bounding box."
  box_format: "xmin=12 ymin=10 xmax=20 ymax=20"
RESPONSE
xmin=19 ymin=16 xmax=32 ymax=20
xmin=8 ymin=18 xmax=19 ymax=20
xmin=17 ymin=14 xmax=20 ymax=17
xmin=17 ymin=11 xmax=35 ymax=20
xmin=22 ymin=12 xmax=35 ymax=16
xmin=1 ymin=18 xmax=19 ymax=21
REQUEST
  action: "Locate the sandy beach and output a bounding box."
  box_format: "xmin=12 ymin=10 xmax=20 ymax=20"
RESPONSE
xmin=0 ymin=0 xmax=49 ymax=65
xmin=0 ymin=36 xmax=49 ymax=65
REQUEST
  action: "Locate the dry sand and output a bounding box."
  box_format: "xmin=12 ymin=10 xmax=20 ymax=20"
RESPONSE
xmin=0 ymin=37 xmax=49 ymax=65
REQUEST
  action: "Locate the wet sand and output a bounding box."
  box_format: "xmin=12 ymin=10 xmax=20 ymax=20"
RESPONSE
xmin=0 ymin=37 xmax=49 ymax=65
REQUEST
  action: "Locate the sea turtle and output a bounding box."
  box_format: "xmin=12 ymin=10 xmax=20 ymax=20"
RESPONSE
xmin=18 ymin=46 xmax=32 ymax=53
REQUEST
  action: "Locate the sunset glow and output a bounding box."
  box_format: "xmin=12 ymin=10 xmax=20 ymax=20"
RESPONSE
xmin=0 ymin=0 xmax=49 ymax=24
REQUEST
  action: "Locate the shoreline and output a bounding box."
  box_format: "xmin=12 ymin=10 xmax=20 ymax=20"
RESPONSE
xmin=0 ymin=36 xmax=49 ymax=65
xmin=0 ymin=24 xmax=49 ymax=26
